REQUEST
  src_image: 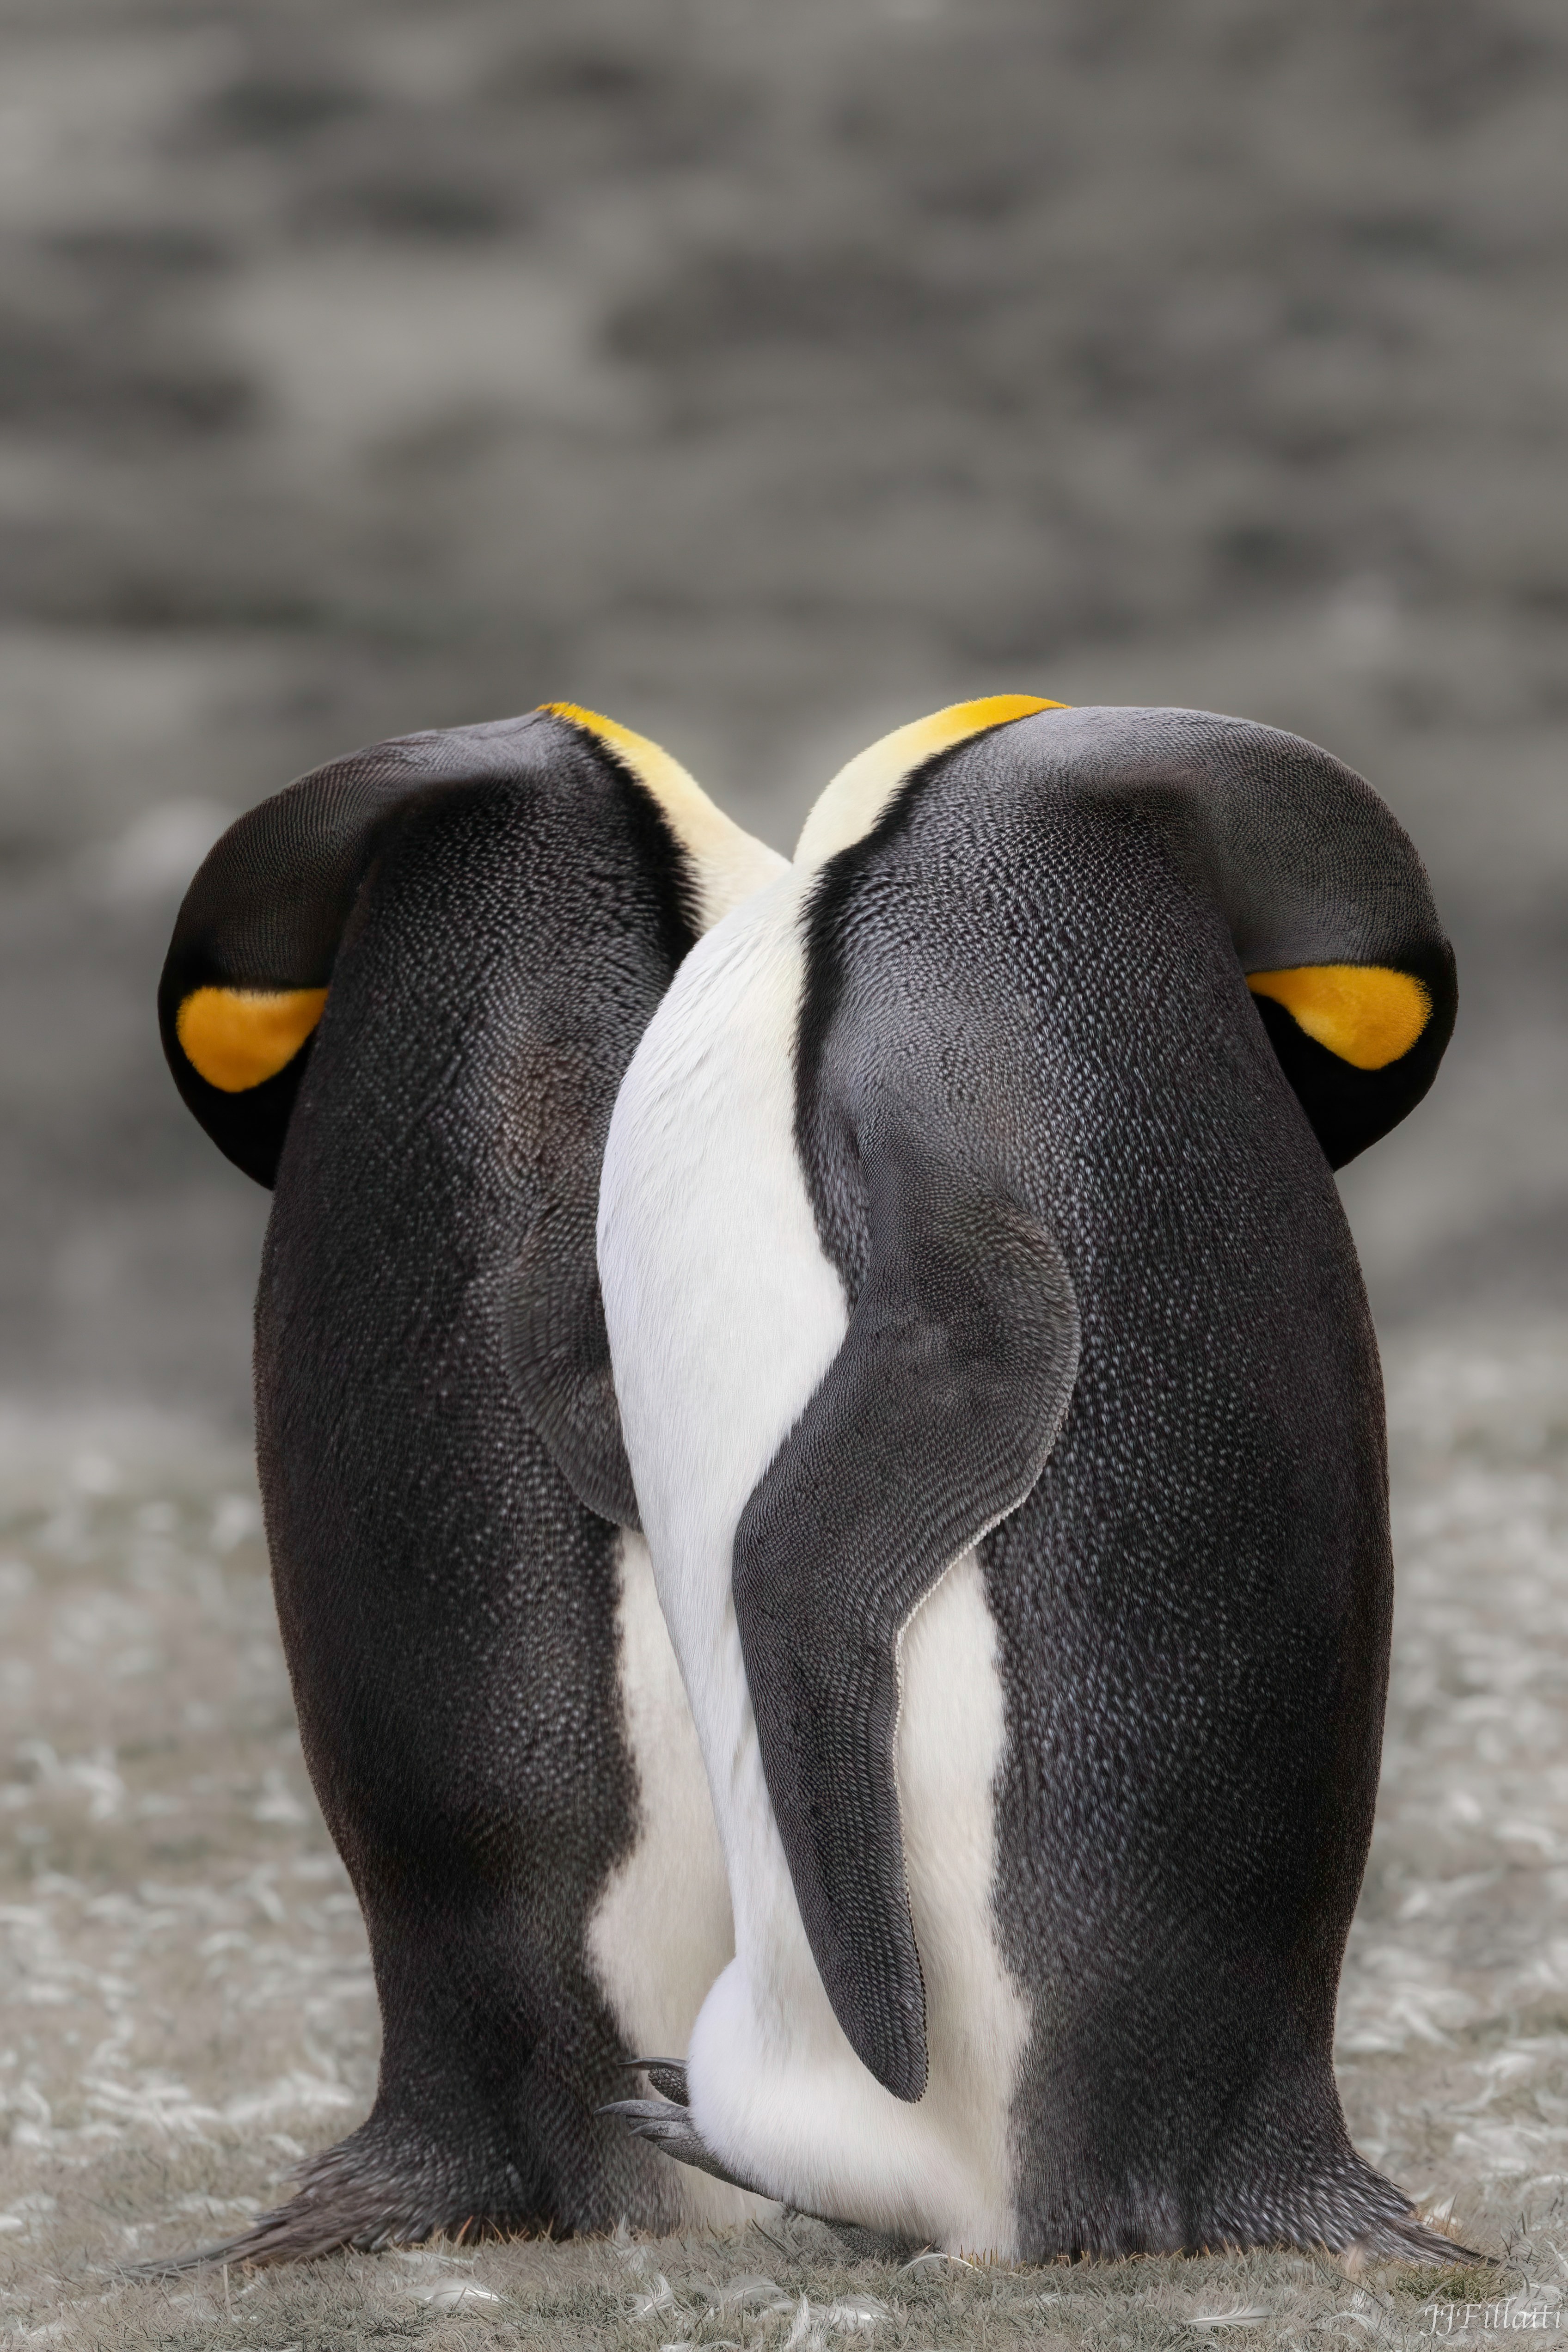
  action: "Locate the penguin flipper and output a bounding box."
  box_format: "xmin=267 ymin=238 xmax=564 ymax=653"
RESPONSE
xmin=732 ymin=1121 xmax=1080 ymax=2102
xmin=504 ymin=1200 xmax=642 ymax=1530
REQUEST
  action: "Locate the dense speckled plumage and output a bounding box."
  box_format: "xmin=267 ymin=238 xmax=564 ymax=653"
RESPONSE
xmin=604 ymin=704 xmax=1462 ymax=2261
xmin=155 ymin=710 xmax=779 ymax=2263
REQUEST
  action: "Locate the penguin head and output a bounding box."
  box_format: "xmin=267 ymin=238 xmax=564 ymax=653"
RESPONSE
xmin=796 ymin=697 xmax=1455 ymax=1170
xmin=160 ymin=703 xmax=782 ymax=1187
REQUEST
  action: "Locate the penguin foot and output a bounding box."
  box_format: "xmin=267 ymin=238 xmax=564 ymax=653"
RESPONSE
xmin=602 ymin=2095 xmax=741 ymax=2184
xmin=601 ymin=2078 xmax=764 ymax=2198
xmin=622 ymin=2056 xmax=690 ymax=2105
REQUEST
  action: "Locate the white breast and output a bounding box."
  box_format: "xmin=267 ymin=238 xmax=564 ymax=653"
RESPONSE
xmin=598 ymin=870 xmax=1029 ymax=2255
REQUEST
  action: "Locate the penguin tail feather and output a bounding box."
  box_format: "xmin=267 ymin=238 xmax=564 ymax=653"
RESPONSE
xmin=1341 ymin=2209 xmax=1490 ymax=2271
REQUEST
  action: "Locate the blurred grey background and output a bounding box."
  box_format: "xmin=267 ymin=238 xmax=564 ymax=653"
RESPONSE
xmin=2 ymin=0 xmax=1563 ymax=1434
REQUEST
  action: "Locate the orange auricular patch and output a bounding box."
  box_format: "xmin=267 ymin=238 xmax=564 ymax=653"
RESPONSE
xmin=176 ymin=986 xmax=328 ymax=1092
xmin=1246 ymin=964 xmax=1430 ymax=1071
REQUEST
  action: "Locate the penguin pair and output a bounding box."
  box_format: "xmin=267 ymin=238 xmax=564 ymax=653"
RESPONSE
xmin=598 ymin=697 xmax=1464 ymax=2263
xmin=159 ymin=705 xmax=784 ymax=2259
xmin=161 ymin=692 xmax=1460 ymax=2268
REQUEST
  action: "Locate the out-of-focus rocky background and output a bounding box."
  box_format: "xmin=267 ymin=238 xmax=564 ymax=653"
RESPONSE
xmin=1 ymin=0 xmax=1564 ymax=1423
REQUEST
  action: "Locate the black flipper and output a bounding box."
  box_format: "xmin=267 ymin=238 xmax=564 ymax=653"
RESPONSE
xmin=732 ymin=1116 xmax=1080 ymax=2101
xmin=504 ymin=1200 xmax=641 ymax=1530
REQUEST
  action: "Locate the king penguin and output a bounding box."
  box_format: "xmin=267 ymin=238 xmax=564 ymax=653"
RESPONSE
xmin=157 ymin=704 xmax=783 ymax=2259
xmin=597 ymin=699 xmax=1463 ymax=2261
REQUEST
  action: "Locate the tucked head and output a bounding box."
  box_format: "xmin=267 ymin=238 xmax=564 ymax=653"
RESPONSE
xmin=796 ymin=697 xmax=1454 ymax=1168
xmin=159 ymin=704 xmax=782 ymax=1187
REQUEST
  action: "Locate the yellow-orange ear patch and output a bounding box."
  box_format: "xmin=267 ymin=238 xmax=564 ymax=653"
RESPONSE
xmin=176 ymin=986 xmax=328 ymax=1093
xmin=1247 ymin=965 xmax=1429 ymax=1071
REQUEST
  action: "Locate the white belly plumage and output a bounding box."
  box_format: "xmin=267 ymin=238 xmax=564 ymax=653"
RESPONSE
xmin=598 ymin=870 xmax=1030 ymax=2254
xmin=583 ymin=1529 xmax=766 ymax=2229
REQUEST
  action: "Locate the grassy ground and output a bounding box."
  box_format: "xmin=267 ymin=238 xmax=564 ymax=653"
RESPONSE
xmin=1 ymin=1318 xmax=1566 ymax=2348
